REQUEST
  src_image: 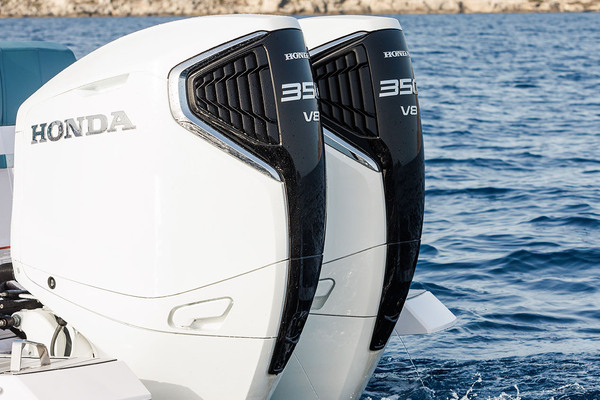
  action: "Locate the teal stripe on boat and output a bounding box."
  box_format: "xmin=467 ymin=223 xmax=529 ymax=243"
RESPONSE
xmin=0 ymin=154 xmax=13 ymax=169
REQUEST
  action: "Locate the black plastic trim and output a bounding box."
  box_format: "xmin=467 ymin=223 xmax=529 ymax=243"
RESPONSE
xmin=0 ymin=262 xmax=14 ymax=282
xmin=183 ymin=29 xmax=326 ymax=374
xmin=187 ymin=44 xmax=280 ymax=146
xmin=310 ymin=29 xmax=424 ymax=351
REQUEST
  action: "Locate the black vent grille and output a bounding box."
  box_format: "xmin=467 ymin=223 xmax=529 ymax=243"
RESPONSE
xmin=313 ymin=45 xmax=378 ymax=138
xmin=187 ymin=46 xmax=280 ymax=145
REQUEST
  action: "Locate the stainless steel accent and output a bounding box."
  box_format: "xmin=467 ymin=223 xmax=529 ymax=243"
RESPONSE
xmin=308 ymin=32 xmax=367 ymax=57
xmin=11 ymin=314 xmax=21 ymax=328
xmin=168 ymin=32 xmax=282 ymax=182
xmin=323 ymin=128 xmax=380 ymax=172
xmin=10 ymin=340 xmax=50 ymax=372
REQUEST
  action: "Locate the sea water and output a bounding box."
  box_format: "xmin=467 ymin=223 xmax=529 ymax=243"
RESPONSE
xmin=1 ymin=11 xmax=598 ymax=399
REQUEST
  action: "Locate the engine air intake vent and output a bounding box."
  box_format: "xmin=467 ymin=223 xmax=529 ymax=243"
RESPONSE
xmin=187 ymin=46 xmax=280 ymax=146
xmin=312 ymin=44 xmax=378 ymax=139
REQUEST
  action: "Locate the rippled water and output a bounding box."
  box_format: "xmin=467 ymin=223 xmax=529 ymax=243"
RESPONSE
xmin=367 ymin=12 xmax=600 ymax=400
xmin=1 ymin=11 xmax=599 ymax=399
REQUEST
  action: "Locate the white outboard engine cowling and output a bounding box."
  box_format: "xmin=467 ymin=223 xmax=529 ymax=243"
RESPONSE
xmin=11 ymin=16 xmax=325 ymax=400
xmin=272 ymin=16 xmax=424 ymax=400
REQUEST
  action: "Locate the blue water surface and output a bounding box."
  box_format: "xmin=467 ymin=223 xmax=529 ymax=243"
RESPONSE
xmin=1 ymin=11 xmax=599 ymax=399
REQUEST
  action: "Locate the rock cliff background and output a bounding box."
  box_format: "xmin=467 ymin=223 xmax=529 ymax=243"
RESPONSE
xmin=0 ymin=0 xmax=599 ymax=17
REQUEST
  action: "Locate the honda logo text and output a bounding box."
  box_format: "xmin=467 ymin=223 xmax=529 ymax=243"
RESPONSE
xmin=383 ymin=50 xmax=410 ymax=58
xmin=284 ymin=52 xmax=309 ymax=61
xmin=31 ymin=111 xmax=136 ymax=144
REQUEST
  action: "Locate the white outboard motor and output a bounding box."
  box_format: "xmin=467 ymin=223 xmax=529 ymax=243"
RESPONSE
xmin=272 ymin=16 xmax=425 ymax=400
xmin=11 ymin=16 xmax=325 ymax=400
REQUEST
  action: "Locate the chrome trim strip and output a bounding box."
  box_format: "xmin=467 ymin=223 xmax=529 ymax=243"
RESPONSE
xmin=308 ymin=32 xmax=367 ymax=57
xmin=323 ymin=128 xmax=380 ymax=172
xmin=168 ymin=32 xmax=282 ymax=182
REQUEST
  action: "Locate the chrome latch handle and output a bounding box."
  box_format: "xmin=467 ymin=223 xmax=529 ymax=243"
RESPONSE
xmin=10 ymin=340 xmax=51 ymax=372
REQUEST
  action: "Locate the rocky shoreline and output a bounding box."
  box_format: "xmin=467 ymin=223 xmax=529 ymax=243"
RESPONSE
xmin=0 ymin=0 xmax=599 ymax=17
